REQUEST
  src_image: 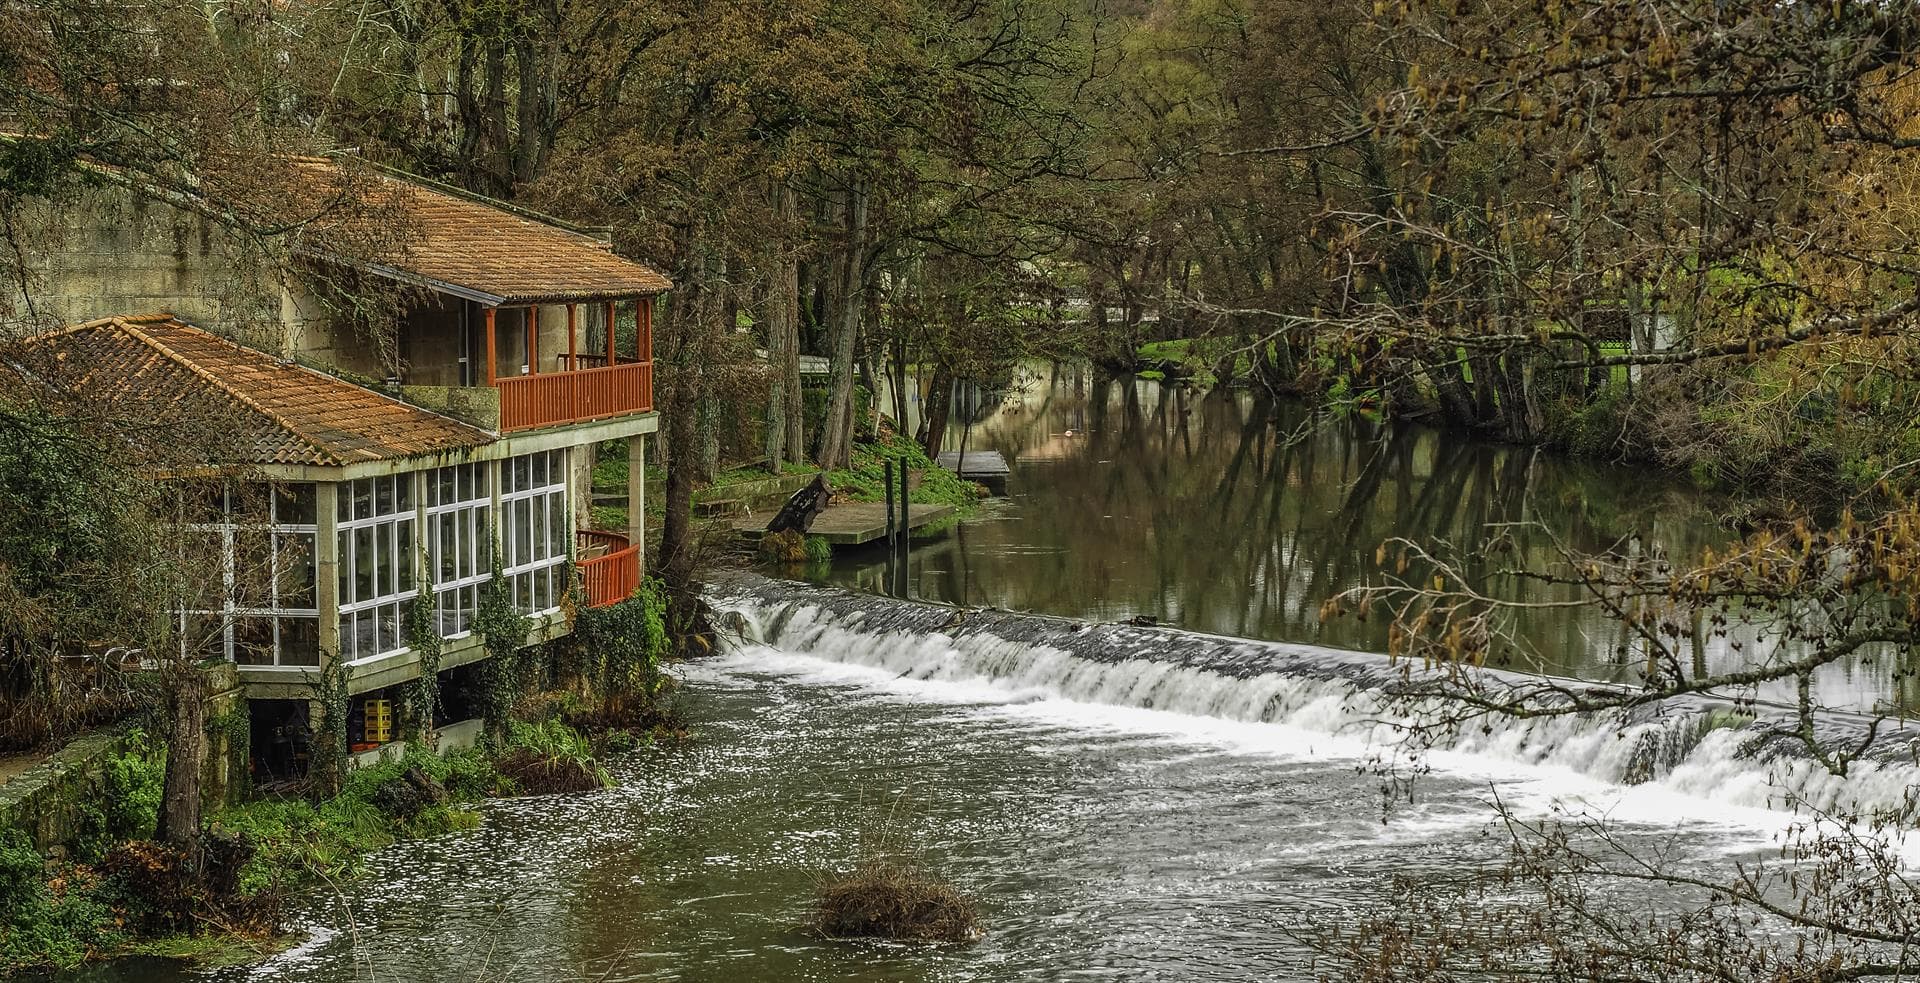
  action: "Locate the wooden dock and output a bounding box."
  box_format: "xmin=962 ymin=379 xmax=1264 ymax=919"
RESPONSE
xmin=936 ymin=450 xmax=1011 ymax=494
xmin=731 ymin=500 xmax=956 ymax=546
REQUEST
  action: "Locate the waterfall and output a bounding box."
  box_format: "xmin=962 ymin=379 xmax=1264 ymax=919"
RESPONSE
xmin=707 ymin=576 xmax=1920 ymax=821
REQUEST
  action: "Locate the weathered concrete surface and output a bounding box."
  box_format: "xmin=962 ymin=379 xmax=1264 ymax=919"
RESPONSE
xmin=398 ymin=383 xmax=501 ymax=431
xmin=935 ymin=450 xmax=1011 ymax=494
xmin=730 ymin=501 xmax=956 ymax=546
xmin=0 ymin=663 xmax=244 ymax=849
xmin=0 ymin=730 xmax=132 ymax=850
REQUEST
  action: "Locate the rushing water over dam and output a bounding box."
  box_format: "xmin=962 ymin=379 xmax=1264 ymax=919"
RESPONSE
xmin=710 ymin=576 xmax=1920 ymax=822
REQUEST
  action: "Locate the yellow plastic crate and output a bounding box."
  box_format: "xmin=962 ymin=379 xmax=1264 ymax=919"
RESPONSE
xmin=365 ymin=699 xmax=392 ymax=744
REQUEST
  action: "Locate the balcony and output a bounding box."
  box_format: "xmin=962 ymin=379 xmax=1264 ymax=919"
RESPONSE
xmin=497 ymin=360 xmax=653 ymax=432
xmin=482 ymin=298 xmax=656 ymax=433
xmin=576 ymin=529 xmax=640 ymax=608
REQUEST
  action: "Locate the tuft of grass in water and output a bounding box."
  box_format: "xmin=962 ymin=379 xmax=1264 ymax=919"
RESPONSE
xmin=494 ymin=719 xmax=610 ymax=796
xmin=813 ymin=860 xmax=981 ymax=944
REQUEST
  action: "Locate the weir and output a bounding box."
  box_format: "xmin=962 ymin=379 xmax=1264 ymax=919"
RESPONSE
xmin=709 ymin=574 xmax=1920 ymax=821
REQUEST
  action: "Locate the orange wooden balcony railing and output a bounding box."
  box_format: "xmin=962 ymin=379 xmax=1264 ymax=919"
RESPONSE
xmin=495 ymin=361 xmax=654 ymax=433
xmin=576 ymin=530 xmax=640 ymax=609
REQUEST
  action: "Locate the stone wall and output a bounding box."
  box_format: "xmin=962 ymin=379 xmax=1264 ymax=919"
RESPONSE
xmin=0 ymin=730 xmax=133 ymax=851
xmin=13 ymin=186 xmax=290 ymax=345
xmin=0 ymin=664 xmax=244 ymax=851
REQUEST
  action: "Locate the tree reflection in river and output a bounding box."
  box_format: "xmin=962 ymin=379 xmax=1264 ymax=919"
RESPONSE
xmin=823 ymin=367 xmax=1856 ymax=696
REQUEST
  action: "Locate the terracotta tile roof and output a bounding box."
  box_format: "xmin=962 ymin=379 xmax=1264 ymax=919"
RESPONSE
xmin=5 ymin=315 xmax=494 ymax=467
xmin=291 ymin=159 xmax=672 ymax=306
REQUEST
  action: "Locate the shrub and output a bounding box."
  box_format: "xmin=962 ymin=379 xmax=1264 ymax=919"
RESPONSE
xmin=760 ymin=529 xmax=808 ymax=563
xmin=0 ymin=828 xmax=120 ymax=973
xmin=813 ymin=860 xmax=981 ymax=944
xmin=803 ymin=536 xmax=834 ymax=563
xmin=494 ymin=719 xmax=609 ymax=796
xmin=73 ymin=729 xmax=165 ymax=860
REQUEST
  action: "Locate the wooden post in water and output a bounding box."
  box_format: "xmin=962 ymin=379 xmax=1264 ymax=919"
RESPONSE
xmin=883 ymin=459 xmax=898 ymax=595
xmin=896 ymin=460 xmax=911 ymax=597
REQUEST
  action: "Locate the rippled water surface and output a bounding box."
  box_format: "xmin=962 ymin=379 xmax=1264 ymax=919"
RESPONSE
xmin=95 ymin=647 xmax=1791 ymax=983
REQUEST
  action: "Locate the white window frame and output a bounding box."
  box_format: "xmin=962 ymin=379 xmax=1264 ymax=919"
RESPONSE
xmin=426 ymin=461 xmax=492 ymax=639
xmin=501 ymin=449 xmax=570 ymax=617
xmin=336 ymin=474 xmax=418 ymax=665
xmin=182 ymin=483 xmax=320 ymax=669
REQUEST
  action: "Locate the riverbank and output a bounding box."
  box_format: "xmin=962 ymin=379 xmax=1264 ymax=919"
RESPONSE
xmin=0 ymin=715 xmax=641 ymax=977
xmin=1134 ymin=335 xmax=1917 ymax=512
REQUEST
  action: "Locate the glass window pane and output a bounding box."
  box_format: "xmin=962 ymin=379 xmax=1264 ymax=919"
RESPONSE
xmin=374 ymin=524 xmax=393 ymax=598
xmin=338 ymin=530 xmax=351 ymax=603
xmin=278 ymin=532 xmax=316 ymax=608
xmin=437 ymin=513 xmax=456 ymax=583
xmin=548 ymin=494 xmax=565 ymax=559
xmin=457 ymin=512 xmax=474 ymax=580
xmin=375 ymin=476 xmax=394 ymax=516
xmin=275 ymin=483 xmax=316 ymax=525
xmin=353 ymin=479 xmax=373 ymax=520
xmin=337 ymin=482 xmax=351 ymax=522
xmin=513 ymin=499 xmax=531 ymax=565
xmin=354 ymin=527 xmax=375 ymax=602
xmin=398 ymin=474 xmax=414 ymax=512
xmin=279 ymin=617 xmax=319 ymax=666
xmin=515 ymin=456 xmax=530 ymax=491
xmin=235 ymin=527 xmax=271 ymax=609
xmin=338 ymin=613 xmax=355 ymax=661
xmin=398 ymin=520 xmax=415 ymax=594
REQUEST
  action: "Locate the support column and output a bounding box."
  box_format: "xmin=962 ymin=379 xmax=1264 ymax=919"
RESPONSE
xmin=566 ymin=304 xmax=578 ymax=371
xmin=627 ymin=434 xmax=646 ymax=572
xmin=316 ymin=482 xmax=340 ymax=671
xmin=605 ymin=301 xmax=617 ymax=365
xmin=527 ymin=305 xmax=540 ymax=375
xmin=483 ymin=308 xmax=498 ymax=386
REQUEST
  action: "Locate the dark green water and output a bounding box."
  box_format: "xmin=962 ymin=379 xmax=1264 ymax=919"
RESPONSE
xmin=836 ymin=368 xmax=1916 ymax=714
xmin=99 ymin=653 xmax=1781 ymax=983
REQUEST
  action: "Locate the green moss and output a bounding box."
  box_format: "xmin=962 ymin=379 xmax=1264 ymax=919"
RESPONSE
xmin=825 ymin=432 xmax=983 ymax=513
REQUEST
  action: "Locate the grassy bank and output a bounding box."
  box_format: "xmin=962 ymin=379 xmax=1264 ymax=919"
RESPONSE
xmin=824 ymin=429 xmax=986 ymax=515
xmin=0 ymin=716 xmax=628 ymax=976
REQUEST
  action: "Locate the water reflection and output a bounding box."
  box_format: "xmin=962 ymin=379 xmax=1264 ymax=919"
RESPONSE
xmin=827 ymin=368 xmax=1920 ymax=714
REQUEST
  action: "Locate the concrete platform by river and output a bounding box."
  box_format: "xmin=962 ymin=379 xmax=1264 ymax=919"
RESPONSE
xmin=730 ymin=501 xmax=956 ymax=546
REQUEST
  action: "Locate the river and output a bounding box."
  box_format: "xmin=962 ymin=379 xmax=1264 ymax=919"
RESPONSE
xmin=67 ymin=369 xmax=1920 ymax=982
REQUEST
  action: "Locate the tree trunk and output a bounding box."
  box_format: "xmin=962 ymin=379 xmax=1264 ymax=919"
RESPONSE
xmin=816 ymin=179 xmax=869 ymax=469
xmin=657 ymin=220 xmax=717 ymax=643
xmin=764 ymin=182 xmax=803 ymax=471
xmin=155 ymin=669 xmax=206 ymax=848
xmin=922 ymin=365 xmax=953 ymax=459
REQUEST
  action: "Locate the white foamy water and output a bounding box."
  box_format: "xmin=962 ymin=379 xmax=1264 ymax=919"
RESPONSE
xmin=711 ymin=582 xmax=1920 ymax=839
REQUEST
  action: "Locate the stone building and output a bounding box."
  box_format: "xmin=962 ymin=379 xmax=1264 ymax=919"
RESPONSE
xmin=3 ymin=155 xmax=667 ymax=774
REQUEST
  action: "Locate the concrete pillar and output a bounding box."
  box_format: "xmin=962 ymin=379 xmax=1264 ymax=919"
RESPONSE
xmin=315 ymin=482 xmax=340 ymax=669
xmin=627 ymin=434 xmax=646 ymax=570
xmin=572 ymin=444 xmax=596 ymax=534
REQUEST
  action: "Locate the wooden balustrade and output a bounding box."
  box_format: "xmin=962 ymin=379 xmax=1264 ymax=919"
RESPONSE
xmin=495 ymin=361 xmax=654 ymax=432
xmin=576 ymin=530 xmax=640 ymax=608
